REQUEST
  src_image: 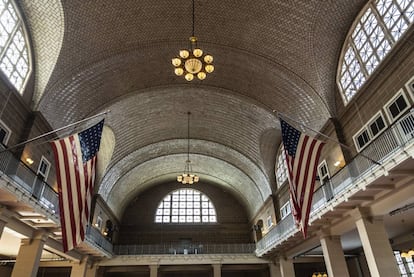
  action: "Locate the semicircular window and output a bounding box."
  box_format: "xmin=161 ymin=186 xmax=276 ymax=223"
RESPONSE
xmin=155 ymin=189 xmax=217 ymax=224
xmin=0 ymin=0 xmax=31 ymax=93
xmin=338 ymin=0 xmax=414 ymax=104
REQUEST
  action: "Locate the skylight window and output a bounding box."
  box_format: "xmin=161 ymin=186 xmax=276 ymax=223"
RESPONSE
xmin=338 ymin=0 xmax=414 ymax=104
xmin=155 ymin=189 xmax=217 ymax=224
xmin=0 ymin=0 xmax=31 ymax=93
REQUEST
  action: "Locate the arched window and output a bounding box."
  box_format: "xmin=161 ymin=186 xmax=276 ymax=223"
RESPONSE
xmin=155 ymin=189 xmax=217 ymax=223
xmin=275 ymin=145 xmax=288 ymax=188
xmin=0 ymin=0 xmax=31 ymax=93
xmin=338 ymin=0 xmax=414 ymax=104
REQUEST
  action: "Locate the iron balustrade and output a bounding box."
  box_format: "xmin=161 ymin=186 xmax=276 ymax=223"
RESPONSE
xmin=85 ymin=225 xmax=114 ymax=254
xmin=256 ymin=109 xmax=414 ymax=256
xmin=0 ymin=145 xmax=113 ymax=255
xmin=114 ymin=243 xmax=256 ymax=255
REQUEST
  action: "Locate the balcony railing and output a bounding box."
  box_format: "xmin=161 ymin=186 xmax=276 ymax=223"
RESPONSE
xmin=256 ymin=109 xmax=414 ymax=256
xmin=0 ymin=146 xmax=59 ymax=215
xmin=0 ymin=145 xmax=113 ymax=255
xmin=114 ymin=243 xmax=256 ymax=255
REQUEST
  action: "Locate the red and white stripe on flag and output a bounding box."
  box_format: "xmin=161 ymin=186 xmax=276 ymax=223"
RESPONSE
xmin=51 ymin=135 xmax=96 ymax=252
xmin=285 ymin=135 xmax=324 ymax=237
xmin=280 ymin=118 xmax=325 ymax=238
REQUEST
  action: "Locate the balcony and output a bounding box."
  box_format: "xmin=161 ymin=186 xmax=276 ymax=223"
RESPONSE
xmin=256 ymin=109 xmax=414 ymax=257
xmin=0 ymin=145 xmax=113 ymax=258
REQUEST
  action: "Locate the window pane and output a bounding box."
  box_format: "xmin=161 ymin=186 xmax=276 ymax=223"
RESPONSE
xmin=339 ymin=0 xmax=413 ymax=103
xmin=154 ymin=188 xmax=217 ymax=223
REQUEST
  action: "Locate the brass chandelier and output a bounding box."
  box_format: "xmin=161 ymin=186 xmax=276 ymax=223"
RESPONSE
xmin=177 ymin=112 xmax=199 ymax=184
xmin=171 ymin=0 xmax=214 ymax=81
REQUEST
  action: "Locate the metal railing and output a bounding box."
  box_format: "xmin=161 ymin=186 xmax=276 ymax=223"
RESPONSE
xmin=0 ymin=145 xmax=113 ymax=255
xmin=256 ymin=109 xmax=414 ymax=255
xmin=0 ymin=146 xmax=59 ymax=215
xmin=114 ymin=243 xmax=256 ymax=255
xmin=85 ymin=225 xmax=114 ymax=254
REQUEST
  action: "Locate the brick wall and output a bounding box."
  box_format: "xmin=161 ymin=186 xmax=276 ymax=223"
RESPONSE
xmin=117 ymin=181 xmax=251 ymax=245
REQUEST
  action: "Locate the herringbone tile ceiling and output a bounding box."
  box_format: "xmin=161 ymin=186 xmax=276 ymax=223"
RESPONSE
xmin=21 ymin=0 xmax=366 ymax=218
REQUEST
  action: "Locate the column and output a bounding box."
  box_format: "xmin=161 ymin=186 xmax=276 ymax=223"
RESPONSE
xmin=85 ymin=264 xmax=99 ymax=277
xmin=11 ymin=232 xmax=48 ymax=277
xmin=279 ymin=257 xmax=295 ymax=277
xmin=352 ymin=209 xmax=400 ymax=277
xmin=0 ymin=217 xmax=7 ymax=238
xmin=71 ymin=257 xmax=89 ymax=277
xmin=149 ymin=264 xmax=158 ymax=277
xmin=212 ymin=264 xmax=221 ymax=277
xmin=269 ymin=262 xmax=282 ymax=277
xmin=320 ymin=235 xmax=350 ymax=277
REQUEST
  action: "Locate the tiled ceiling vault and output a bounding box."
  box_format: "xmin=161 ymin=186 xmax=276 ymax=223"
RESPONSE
xmin=20 ymin=0 xmax=367 ymax=219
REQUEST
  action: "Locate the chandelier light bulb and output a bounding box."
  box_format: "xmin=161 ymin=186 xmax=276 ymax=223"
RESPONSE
xmin=193 ymin=48 xmax=203 ymax=57
xmin=175 ymin=68 xmax=184 ymax=76
xmin=172 ymin=58 xmax=181 ymax=67
xmin=185 ymin=73 xmax=194 ymax=81
xmin=197 ymin=72 xmax=206 ymax=80
xmin=205 ymin=64 xmax=214 ymax=73
xmin=185 ymin=58 xmax=203 ymax=73
xmin=204 ymin=55 xmax=213 ymax=63
xmin=180 ymin=50 xmax=190 ymax=59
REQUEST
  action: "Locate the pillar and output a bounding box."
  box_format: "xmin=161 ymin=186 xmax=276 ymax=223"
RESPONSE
xmin=320 ymin=235 xmax=350 ymax=277
xmin=212 ymin=264 xmax=221 ymax=277
xmin=279 ymin=257 xmax=295 ymax=277
xmin=11 ymin=232 xmax=48 ymax=277
xmin=71 ymin=257 xmax=89 ymax=277
xmin=352 ymin=209 xmax=400 ymax=277
xmin=85 ymin=264 xmax=99 ymax=277
xmin=149 ymin=264 xmax=158 ymax=277
xmin=269 ymin=262 xmax=282 ymax=277
xmin=0 ymin=217 xmax=7 ymax=238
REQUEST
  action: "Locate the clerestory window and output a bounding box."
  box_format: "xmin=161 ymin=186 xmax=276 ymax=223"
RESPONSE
xmin=0 ymin=0 xmax=31 ymax=93
xmin=338 ymin=0 xmax=414 ymax=104
xmin=275 ymin=145 xmax=288 ymax=188
xmin=155 ymin=188 xmax=217 ymax=223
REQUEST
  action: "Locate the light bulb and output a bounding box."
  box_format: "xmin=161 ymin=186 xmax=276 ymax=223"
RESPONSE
xmin=179 ymin=50 xmax=189 ymax=59
xmin=197 ymin=72 xmax=206 ymax=80
xmin=204 ymin=55 xmax=213 ymax=63
xmin=185 ymin=73 xmax=194 ymax=81
xmin=174 ymin=68 xmax=184 ymax=76
xmin=205 ymin=64 xmax=214 ymax=73
xmin=172 ymin=58 xmax=181 ymax=67
xmin=193 ymin=48 xmax=203 ymax=58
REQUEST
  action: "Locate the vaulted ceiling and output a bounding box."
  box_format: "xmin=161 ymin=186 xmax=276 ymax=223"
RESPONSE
xmin=20 ymin=0 xmax=367 ymax=219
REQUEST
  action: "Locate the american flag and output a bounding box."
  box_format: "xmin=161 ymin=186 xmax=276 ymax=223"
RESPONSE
xmin=51 ymin=120 xmax=104 ymax=252
xmin=280 ymin=119 xmax=325 ymax=238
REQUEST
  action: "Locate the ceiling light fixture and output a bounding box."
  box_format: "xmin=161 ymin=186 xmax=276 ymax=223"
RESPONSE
xmin=172 ymin=0 xmax=214 ymax=81
xmin=177 ymin=112 xmax=199 ymax=184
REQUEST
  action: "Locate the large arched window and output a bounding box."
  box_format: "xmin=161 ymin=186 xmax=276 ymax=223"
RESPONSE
xmin=155 ymin=189 xmax=217 ymax=223
xmin=0 ymin=0 xmax=31 ymax=93
xmin=338 ymin=0 xmax=414 ymax=104
xmin=275 ymin=145 xmax=288 ymax=188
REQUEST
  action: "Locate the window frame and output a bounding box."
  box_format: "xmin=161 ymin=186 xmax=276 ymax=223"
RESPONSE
xmin=37 ymin=156 xmax=51 ymax=180
xmin=353 ymin=111 xmax=388 ymax=152
xmin=384 ymin=89 xmax=411 ymax=123
xmin=0 ymin=0 xmax=33 ymax=94
xmin=405 ymin=75 xmax=414 ymax=102
xmin=0 ymin=119 xmax=11 ymax=145
xmin=275 ymin=145 xmax=288 ymax=188
xmin=280 ymin=201 xmax=291 ymax=220
xmin=337 ymin=0 xmax=414 ymax=104
xmin=154 ymin=188 xmax=217 ymax=224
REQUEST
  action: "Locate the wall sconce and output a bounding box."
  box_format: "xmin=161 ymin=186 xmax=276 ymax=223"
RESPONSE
xmin=312 ymin=272 xmax=328 ymax=277
xmin=334 ymin=161 xmax=341 ymax=167
xmin=26 ymin=158 xmax=34 ymax=165
xmin=401 ymin=249 xmax=414 ymax=258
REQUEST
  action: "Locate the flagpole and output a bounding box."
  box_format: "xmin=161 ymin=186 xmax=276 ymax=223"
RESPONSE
xmin=0 ymin=110 xmax=110 ymax=153
xmin=275 ymin=110 xmax=381 ymax=166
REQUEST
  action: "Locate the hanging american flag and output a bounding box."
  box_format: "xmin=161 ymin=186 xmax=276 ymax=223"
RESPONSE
xmin=51 ymin=120 xmax=104 ymax=252
xmin=280 ymin=118 xmax=325 ymax=238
